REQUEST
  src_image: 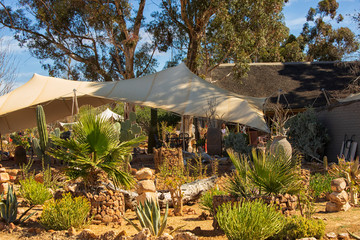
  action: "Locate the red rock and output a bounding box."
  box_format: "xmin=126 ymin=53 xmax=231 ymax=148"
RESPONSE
xmin=0 ymin=172 xmax=10 ymax=183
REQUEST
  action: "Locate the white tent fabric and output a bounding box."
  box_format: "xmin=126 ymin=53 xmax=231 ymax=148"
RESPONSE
xmin=98 ymin=108 xmax=124 ymax=121
xmin=338 ymin=93 xmax=360 ymax=103
xmin=0 ymin=63 xmax=269 ymax=134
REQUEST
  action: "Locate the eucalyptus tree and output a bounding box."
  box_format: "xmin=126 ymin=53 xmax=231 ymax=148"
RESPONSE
xmin=149 ymin=0 xmax=289 ymax=75
xmin=301 ymin=0 xmax=359 ymax=61
xmin=0 ymin=0 xmax=157 ymax=81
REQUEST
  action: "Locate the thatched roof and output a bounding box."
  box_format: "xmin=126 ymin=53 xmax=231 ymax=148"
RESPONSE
xmin=206 ymin=62 xmax=358 ymax=109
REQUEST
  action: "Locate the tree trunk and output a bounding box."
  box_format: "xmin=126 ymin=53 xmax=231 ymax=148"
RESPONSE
xmin=186 ymin=36 xmax=200 ymax=73
xmin=148 ymin=108 xmax=158 ymax=154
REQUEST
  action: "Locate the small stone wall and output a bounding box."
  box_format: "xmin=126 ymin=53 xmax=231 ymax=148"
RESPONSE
xmin=86 ymin=190 xmax=125 ymax=225
xmin=212 ymin=194 xmax=298 ymax=230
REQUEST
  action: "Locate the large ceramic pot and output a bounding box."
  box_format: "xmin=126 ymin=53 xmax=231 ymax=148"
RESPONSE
xmin=270 ymin=135 xmax=292 ymax=157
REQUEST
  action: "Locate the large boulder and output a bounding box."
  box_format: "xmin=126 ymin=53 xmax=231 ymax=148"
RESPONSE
xmin=136 ymin=168 xmax=153 ymax=181
xmin=331 ymin=178 xmax=347 ymax=193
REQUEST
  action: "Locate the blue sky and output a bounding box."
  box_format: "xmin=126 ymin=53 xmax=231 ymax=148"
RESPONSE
xmin=1 ymin=0 xmax=359 ymax=89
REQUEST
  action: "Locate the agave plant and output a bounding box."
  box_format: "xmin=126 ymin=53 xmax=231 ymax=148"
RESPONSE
xmin=228 ymin=148 xmax=302 ymax=197
xmin=48 ymin=107 xmax=145 ymax=189
xmin=124 ymin=199 xmax=168 ymax=237
xmin=0 ymin=185 xmax=35 ymax=224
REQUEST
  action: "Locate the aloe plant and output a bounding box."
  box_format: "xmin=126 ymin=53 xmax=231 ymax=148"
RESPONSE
xmin=0 ymin=185 xmax=35 ymax=224
xmin=124 ymin=199 xmax=168 ymax=237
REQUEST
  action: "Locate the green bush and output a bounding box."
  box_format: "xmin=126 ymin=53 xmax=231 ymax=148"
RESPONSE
xmin=199 ymin=188 xmax=227 ymax=216
xmin=19 ymin=178 xmax=53 ymax=206
xmin=228 ymin=149 xmax=302 ymax=198
xmin=309 ymin=173 xmax=333 ymax=199
xmin=285 ymin=108 xmax=329 ymax=161
xmin=224 ymin=132 xmax=251 ymax=154
xmin=40 ymin=193 xmax=91 ymax=230
xmin=273 ymin=215 xmax=325 ymax=240
xmin=216 ymin=199 xmax=285 ymax=240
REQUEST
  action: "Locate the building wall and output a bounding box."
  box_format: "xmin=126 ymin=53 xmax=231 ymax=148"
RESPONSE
xmin=317 ymin=101 xmax=360 ymax=162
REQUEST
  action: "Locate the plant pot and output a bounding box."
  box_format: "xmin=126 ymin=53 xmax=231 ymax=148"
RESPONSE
xmin=270 ymin=136 xmax=292 ymax=157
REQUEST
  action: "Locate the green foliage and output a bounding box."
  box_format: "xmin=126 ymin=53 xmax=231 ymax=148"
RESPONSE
xmin=285 ymin=109 xmax=329 ymax=161
xmin=273 ymin=215 xmax=325 ymax=240
xmin=228 ymin=149 xmax=302 ymax=198
xmin=309 ymin=173 xmax=333 ymax=199
xmin=40 ymin=193 xmax=90 ymax=230
xmin=124 ymin=200 xmax=168 ymax=237
xmin=0 ymin=185 xmax=35 ymax=224
xmin=199 ymin=187 xmax=227 ymax=216
xmin=48 ymin=107 xmax=143 ymax=189
xmin=216 ymin=199 xmax=285 ymax=240
xmin=224 ymin=132 xmax=251 ymax=155
xmin=120 ymin=112 xmax=142 ymax=142
xmin=301 ymin=0 xmax=359 ymax=61
xmin=10 ymin=133 xmax=31 ymax=150
xmin=0 ymin=1 xmax=155 ymax=82
xmin=19 ymin=177 xmax=53 ymax=206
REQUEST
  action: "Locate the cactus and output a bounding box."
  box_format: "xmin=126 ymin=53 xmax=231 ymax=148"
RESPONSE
xmin=120 ymin=112 xmax=142 ymax=142
xmin=51 ymin=128 xmax=61 ymax=138
xmin=36 ymin=105 xmax=49 ymax=165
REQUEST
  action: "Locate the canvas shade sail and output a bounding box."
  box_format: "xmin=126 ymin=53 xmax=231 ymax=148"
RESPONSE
xmin=0 ymin=63 xmax=269 ymax=134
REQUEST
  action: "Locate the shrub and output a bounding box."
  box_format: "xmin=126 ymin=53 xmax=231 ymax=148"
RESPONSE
xmin=40 ymin=193 xmax=91 ymax=230
xmin=285 ymin=108 xmax=329 ymax=161
xmin=124 ymin=199 xmax=168 ymax=237
xmin=228 ymin=149 xmax=302 ymax=198
xmin=309 ymin=173 xmax=333 ymax=199
xmin=19 ymin=178 xmax=53 ymax=206
xmin=199 ymin=188 xmax=227 ymax=216
xmin=224 ymin=132 xmax=251 ymax=154
xmin=273 ymin=215 xmax=325 ymax=240
xmin=216 ymin=199 xmax=285 ymax=240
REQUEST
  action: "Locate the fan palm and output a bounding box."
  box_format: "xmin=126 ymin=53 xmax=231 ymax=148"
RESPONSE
xmin=228 ymin=149 xmax=302 ymax=197
xmin=48 ymin=109 xmax=145 ymax=189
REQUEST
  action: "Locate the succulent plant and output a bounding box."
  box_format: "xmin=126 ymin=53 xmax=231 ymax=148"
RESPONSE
xmin=120 ymin=112 xmax=142 ymax=142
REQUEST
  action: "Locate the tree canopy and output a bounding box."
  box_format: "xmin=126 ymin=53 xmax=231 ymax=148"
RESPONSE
xmin=0 ymin=0 xmax=157 ymax=81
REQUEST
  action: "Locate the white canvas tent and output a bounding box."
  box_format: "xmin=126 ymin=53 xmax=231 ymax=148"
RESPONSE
xmin=98 ymin=108 xmax=124 ymax=121
xmin=0 ymin=63 xmax=269 ymax=134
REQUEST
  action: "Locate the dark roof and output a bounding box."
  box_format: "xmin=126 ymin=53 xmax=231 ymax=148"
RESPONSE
xmin=206 ymin=62 xmax=358 ymax=109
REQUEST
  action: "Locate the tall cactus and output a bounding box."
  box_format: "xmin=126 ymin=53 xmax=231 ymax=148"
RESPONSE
xmin=36 ymin=105 xmax=49 ymax=165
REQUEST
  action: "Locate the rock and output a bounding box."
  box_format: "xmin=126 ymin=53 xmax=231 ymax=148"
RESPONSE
xmin=331 ymin=178 xmax=347 ymax=192
xmin=114 ymin=230 xmax=127 ymax=240
xmin=137 ymin=180 xmax=156 ymax=194
xmin=157 ymin=233 xmax=174 ymax=240
xmin=102 ymin=215 xmax=113 ymax=224
xmin=326 ymin=232 xmax=337 ymax=239
xmin=296 ymin=238 xmax=316 ymax=240
xmin=136 ymin=168 xmax=153 ymax=181
xmin=326 ymin=201 xmax=351 ymax=212
xmin=173 ymin=232 xmax=198 ymax=240
xmin=7 ymin=169 xmax=18 ymax=176
xmin=79 ymin=229 xmax=99 ymax=239
xmin=34 ymin=173 xmax=44 ymax=183
xmin=0 ymin=172 xmax=10 ymax=183
xmin=136 ymin=192 xmax=158 ymax=205
xmin=328 ymin=191 xmax=349 ymax=205
xmin=338 ymin=233 xmax=350 ymax=240
xmin=0 ymin=168 xmax=6 ymax=173
xmin=0 ymin=182 xmax=9 ymax=194
xmin=68 ymin=227 xmax=77 ymax=236
xmin=100 ymin=230 xmax=117 ymax=240
xmin=133 ymin=228 xmax=151 ymax=240
xmin=8 ymin=223 xmax=15 ymax=230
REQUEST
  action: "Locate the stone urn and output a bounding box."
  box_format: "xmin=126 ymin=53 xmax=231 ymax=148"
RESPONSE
xmin=270 ymin=135 xmax=292 ymax=157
